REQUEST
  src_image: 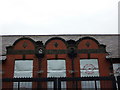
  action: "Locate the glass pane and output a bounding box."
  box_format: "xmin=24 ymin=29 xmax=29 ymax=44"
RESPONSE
xmin=81 ymin=81 xmax=100 ymax=89
xmin=80 ymin=59 xmax=100 ymax=89
xmin=47 ymin=82 xmax=54 ymax=89
xmin=47 ymin=60 xmax=66 ymax=70
xmin=14 ymin=71 xmax=32 ymax=77
xmin=113 ymin=64 xmax=120 ymax=89
xmin=81 ymin=70 xmax=99 ymax=77
xmin=113 ymin=64 xmax=120 ymax=76
xmin=15 ymin=60 xmax=33 ymax=71
xmin=48 ymin=71 xmax=66 ymax=77
xmin=80 ymin=59 xmax=99 ymax=77
xmin=47 ymin=60 xmax=66 ymax=89
xmin=14 ymin=60 xmax=33 ymax=89
xmin=47 ymin=60 xmax=66 ymax=77
xmin=13 ymin=82 xmax=32 ymax=89
xmin=80 ymin=59 xmax=99 ymax=71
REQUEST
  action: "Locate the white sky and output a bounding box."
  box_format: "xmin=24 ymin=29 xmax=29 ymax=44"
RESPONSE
xmin=0 ymin=0 xmax=119 ymax=35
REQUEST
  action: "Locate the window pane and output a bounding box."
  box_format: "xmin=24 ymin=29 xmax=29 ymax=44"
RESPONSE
xmin=47 ymin=60 xmax=66 ymax=89
xmin=14 ymin=82 xmax=32 ymax=89
xmin=48 ymin=72 xmax=66 ymax=77
xmin=113 ymin=64 xmax=120 ymax=89
xmin=113 ymin=64 xmax=120 ymax=76
xmin=80 ymin=59 xmax=100 ymax=89
xmin=47 ymin=60 xmax=66 ymax=70
xmin=80 ymin=59 xmax=99 ymax=77
xmin=14 ymin=60 xmax=33 ymax=89
xmin=47 ymin=60 xmax=66 ymax=77
xmin=15 ymin=60 xmax=33 ymax=71
xmin=14 ymin=71 xmax=32 ymax=77
xmin=81 ymin=70 xmax=99 ymax=77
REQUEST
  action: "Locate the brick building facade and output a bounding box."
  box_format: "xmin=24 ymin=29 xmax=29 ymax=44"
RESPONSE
xmin=1 ymin=35 xmax=120 ymax=89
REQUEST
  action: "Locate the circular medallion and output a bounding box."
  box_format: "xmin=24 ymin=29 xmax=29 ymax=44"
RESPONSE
xmin=83 ymin=64 xmax=96 ymax=74
xmin=38 ymin=48 xmax=43 ymax=54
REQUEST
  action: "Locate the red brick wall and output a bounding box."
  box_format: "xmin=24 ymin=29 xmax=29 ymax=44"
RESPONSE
xmin=77 ymin=39 xmax=111 ymax=77
xmin=2 ymin=37 xmax=112 ymax=89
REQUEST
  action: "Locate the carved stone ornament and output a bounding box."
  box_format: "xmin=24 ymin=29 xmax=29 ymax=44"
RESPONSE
xmin=86 ymin=42 xmax=90 ymax=47
xmin=35 ymin=47 xmax=45 ymax=58
xmin=23 ymin=42 xmax=28 ymax=48
xmin=54 ymin=42 xmax=58 ymax=48
xmin=38 ymin=48 xmax=43 ymax=54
